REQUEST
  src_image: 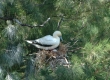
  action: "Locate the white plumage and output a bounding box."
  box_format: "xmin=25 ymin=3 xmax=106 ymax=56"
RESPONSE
xmin=26 ymin=31 xmax=63 ymax=50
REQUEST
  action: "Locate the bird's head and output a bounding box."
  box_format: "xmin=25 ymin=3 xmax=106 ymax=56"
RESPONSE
xmin=6 ymin=20 xmax=11 ymax=25
xmin=53 ymin=31 xmax=63 ymax=41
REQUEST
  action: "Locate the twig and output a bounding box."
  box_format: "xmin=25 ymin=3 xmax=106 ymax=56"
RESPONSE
xmin=57 ymin=15 xmax=64 ymax=30
xmin=45 ymin=57 xmax=52 ymax=63
xmin=14 ymin=17 xmax=50 ymax=28
xmin=0 ymin=17 xmax=13 ymax=20
xmin=0 ymin=16 xmax=50 ymax=28
xmin=42 ymin=0 xmax=47 ymax=4
xmin=2 ymin=49 xmax=13 ymax=52
xmin=68 ymin=47 xmax=82 ymax=52
xmin=73 ymin=40 xmax=79 ymax=45
xmin=40 ymin=17 xmax=50 ymax=26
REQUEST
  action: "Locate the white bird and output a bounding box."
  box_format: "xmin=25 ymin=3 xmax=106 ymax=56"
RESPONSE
xmin=25 ymin=31 xmax=63 ymax=50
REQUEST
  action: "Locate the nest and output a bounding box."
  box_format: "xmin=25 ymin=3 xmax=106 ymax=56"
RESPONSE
xmin=35 ymin=43 xmax=70 ymax=70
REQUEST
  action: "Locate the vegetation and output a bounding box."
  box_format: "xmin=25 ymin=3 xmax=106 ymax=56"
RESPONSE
xmin=0 ymin=0 xmax=110 ymax=80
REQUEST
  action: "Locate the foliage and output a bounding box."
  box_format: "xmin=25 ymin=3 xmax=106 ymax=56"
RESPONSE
xmin=0 ymin=0 xmax=110 ymax=80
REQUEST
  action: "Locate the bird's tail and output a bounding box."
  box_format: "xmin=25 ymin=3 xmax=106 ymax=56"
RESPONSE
xmin=25 ymin=40 xmax=33 ymax=44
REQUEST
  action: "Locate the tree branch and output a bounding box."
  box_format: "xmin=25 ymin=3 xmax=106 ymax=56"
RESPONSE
xmin=57 ymin=15 xmax=64 ymax=30
xmin=68 ymin=47 xmax=82 ymax=52
xmin=14 ymin=17 xmax=50 ymax=28
xmin=0 ymin=16 xmax=50 ymax=28
xmin=0 ymin=16 xmax=13 ymax=20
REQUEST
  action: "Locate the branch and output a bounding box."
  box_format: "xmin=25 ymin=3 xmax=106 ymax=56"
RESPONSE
xmin=68 ymin=47 xmax=82 ymax=52
xmin=0 ymin=16 xmax=50 ymax=28
xmin=40 ymin=17 xmax=50 ymax=26
xmin=57 ymin=15 xmax=64 ymax=30
xmin=0 ymin=16 xmax=13 ymax=20
xmin=14 ymin=17 xmax=50 ymax=28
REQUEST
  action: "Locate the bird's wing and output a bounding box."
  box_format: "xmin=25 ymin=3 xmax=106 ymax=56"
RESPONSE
xmin=35 ymin=35 xmax=57 ymax=45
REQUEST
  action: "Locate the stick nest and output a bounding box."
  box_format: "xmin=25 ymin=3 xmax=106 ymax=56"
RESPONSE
xmin=35 ymin=43 xmax=70 ymax=69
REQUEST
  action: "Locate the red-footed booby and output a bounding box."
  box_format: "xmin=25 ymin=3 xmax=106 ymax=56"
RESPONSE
xmin=25 ymin=31 xmax=63 ymax=50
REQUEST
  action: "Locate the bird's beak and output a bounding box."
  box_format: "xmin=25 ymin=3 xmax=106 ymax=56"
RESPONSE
xmin=60 ymin=36 xmax=63 ymax=41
